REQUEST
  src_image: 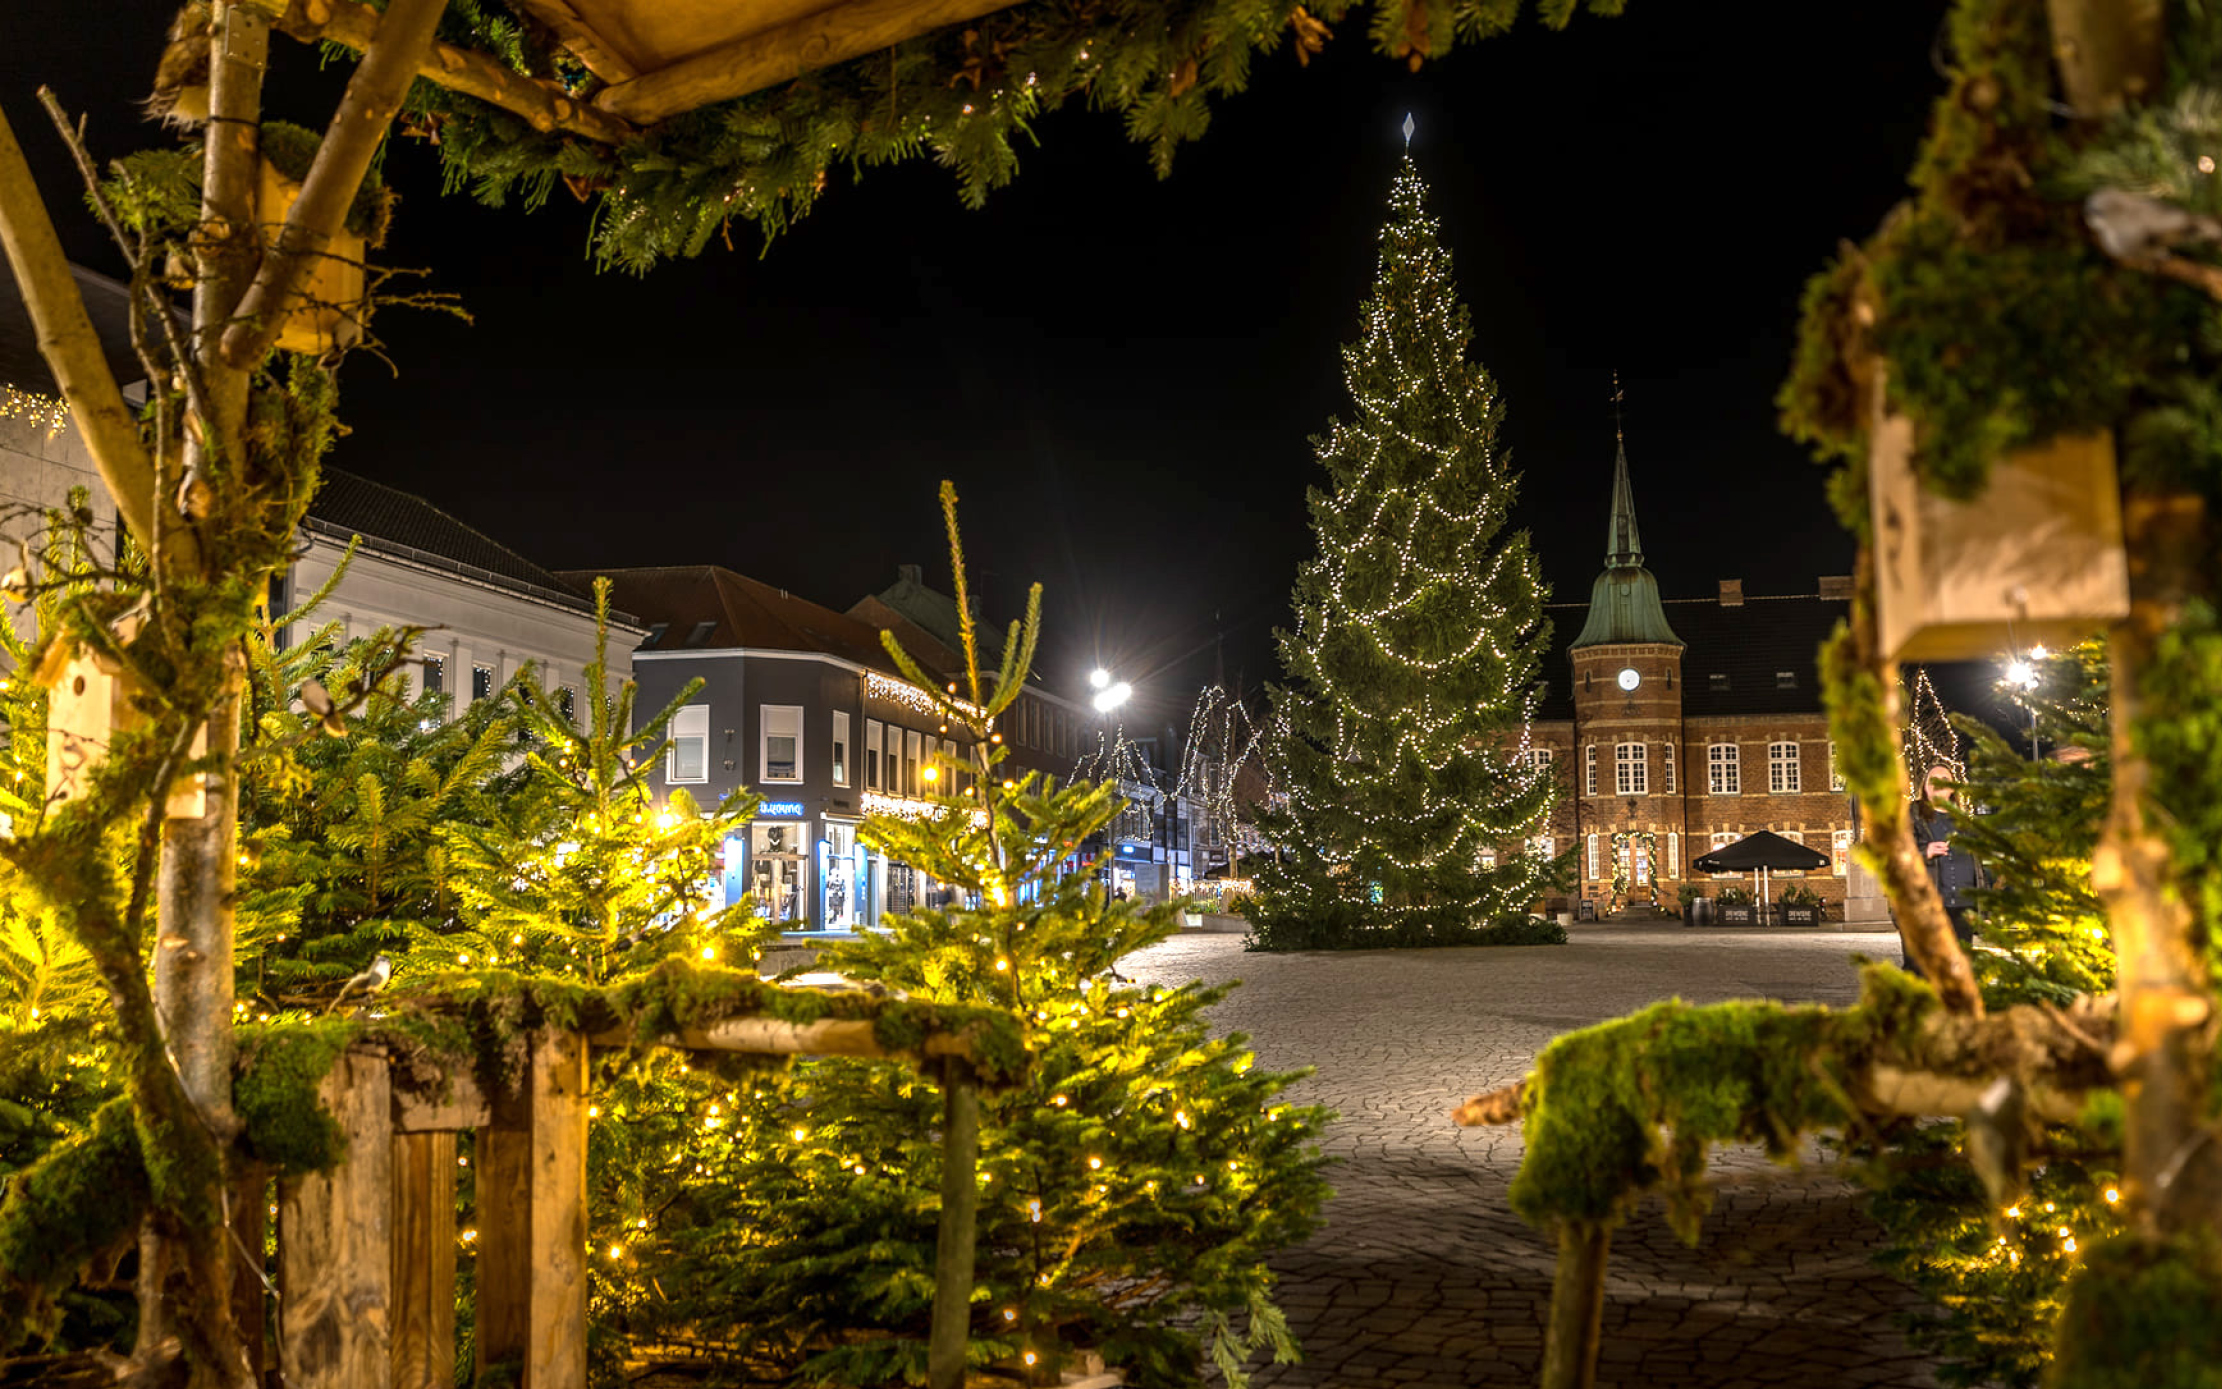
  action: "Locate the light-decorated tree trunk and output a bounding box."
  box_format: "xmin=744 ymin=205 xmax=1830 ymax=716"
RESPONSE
xmin=0 ymin=1 xmax=447 ymax=1378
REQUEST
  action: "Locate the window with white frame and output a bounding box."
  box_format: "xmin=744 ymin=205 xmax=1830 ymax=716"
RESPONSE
xmin=1585 ymin=745 xmax=1598 ymax=796
xmin=1708 ymin=743 xmax=1740 ymax=795
xmin=832 ymin=711 xmax=851 ymax=787
xmin=668 ymin=704 xmax=709 ymax=784
xmin=1769 ymin=741 xmax=1802 ymax=793
xmin=1586 ymin=833 xmax=1600 ymax=879
xmin=1615 ymin=742 xmax=1648 ymax=795
xmin=864 ymin=718 xmax=882 ymax=790
xmin=1662 ymin=743 xmax=1676 ymax=794
xmin=1529 ymin=835 xmax=1555 ymax=860
xmin=761 ymin=705 xmax=803 ymax=782
xmin=905 ymin=729 xmax=921 ymax=797
xmin=1828 ymin=741 xmax=1845 ymax=792
xmin=1777 ymin=829 xmax=1807 ymax=876
xmin=1668 ymin=832 xmax=1681 ymax=879
xmin=1524 ymin=746 xmax=1554 ymax=769
xmin=471 ymin=663 xmax=494 ymax=702
xmin=421 ymin=653 xmax=445 ymax=697
xmin=1711 ymin=831 xmax=1737 ymax=851
xmin=556 ymin=686 xmax=577 ymax=724
xmin=1479 ymin=847 xmax=1498 ymax=870
xmin=1832 ymin=828 xmax=1853 ymax=876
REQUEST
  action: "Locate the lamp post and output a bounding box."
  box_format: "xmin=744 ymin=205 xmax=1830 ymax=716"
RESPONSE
xmin=1089 ymin=667 xmax=1134 ymax=893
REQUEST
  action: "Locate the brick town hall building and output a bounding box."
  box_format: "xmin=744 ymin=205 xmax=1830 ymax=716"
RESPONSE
xmin=1528 ymin=439 xmax=1877 ymax=924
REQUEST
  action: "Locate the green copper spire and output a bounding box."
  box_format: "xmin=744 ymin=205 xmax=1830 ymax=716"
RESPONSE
xmin=1571 ymin=401 xmax=1683 ymax=649
xmin=1604 ymin=435 xmax=1644 ymax=568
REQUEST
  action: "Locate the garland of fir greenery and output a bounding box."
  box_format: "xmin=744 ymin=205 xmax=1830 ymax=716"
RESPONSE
xmin=406 ymin=0 xmax=1630 ymax=271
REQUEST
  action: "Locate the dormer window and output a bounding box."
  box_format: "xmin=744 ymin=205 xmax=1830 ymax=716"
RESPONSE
xmin=685 ymin=619 xmax=717 ymax=646
xmin=1709 ymin=673 xmax=1730 ymax=693
xmin=1776 ymin=671 xmax=1798 ymax=689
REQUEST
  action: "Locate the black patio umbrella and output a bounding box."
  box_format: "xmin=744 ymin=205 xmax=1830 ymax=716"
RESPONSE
xmin=1691 ymin=831 xmax=1830 ymax=925
xmin=1691 ymin=831 xmax=1830 ymax=873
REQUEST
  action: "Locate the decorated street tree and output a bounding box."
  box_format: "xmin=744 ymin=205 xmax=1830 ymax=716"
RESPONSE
xmin=610 ymin=487 xmax=1331 ymax=1387
xmin=1249 ymin=150 xmax=1562 ymax=949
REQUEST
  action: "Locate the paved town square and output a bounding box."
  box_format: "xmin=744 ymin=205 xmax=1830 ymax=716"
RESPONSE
xmin=1121 ymin=926 xmax=1945 ymax=1388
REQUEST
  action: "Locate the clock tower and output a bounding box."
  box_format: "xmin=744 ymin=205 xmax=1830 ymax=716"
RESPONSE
xmin=1568 ymin=431 xmax=1687 ymax=909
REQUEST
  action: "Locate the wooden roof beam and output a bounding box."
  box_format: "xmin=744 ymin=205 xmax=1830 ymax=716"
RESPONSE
xmin=593 ymin=0 xmax=1021 ymax=126
xmin=269 ymin=0 xmax=636 ymax=144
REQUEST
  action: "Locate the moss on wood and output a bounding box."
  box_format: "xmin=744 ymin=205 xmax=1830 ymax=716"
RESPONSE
xmin=0 ymin=1098 xmax=149 ymax=1348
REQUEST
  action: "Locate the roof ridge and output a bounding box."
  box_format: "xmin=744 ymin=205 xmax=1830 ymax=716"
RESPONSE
xmin=319 ymin=466 xmax=580 ymax=595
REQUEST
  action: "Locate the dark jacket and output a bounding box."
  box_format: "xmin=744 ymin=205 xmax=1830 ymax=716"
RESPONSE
xmin=1912 ymin=804 xmax=1982 ymax=913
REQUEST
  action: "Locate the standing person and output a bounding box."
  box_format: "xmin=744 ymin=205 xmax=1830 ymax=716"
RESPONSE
xmin=1904 ymin=763 xmax=1981 ymax=974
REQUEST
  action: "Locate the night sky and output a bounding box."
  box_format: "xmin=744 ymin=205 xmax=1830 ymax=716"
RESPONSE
xmin=8 ymin=1 xmax=1950 ymax=728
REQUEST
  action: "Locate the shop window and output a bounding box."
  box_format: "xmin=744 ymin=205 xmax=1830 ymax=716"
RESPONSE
xmin=750 ymin=821 xmax=808 ymax=924
xmin=832 ymin=711 xmax=851 ymax=787
xmin=762 ymin=705 xmax=803 ymax=782
xmin=669 ymin=704 xmax=709 ymax=784
xmin=1615 ymin=742 xmax=1647 ymax=796
xmin=1708 ymin=743 xmax=1740 ymax=795
xmin=1832 ymin=828 xmax=1854 ymax=876
xmin=1769 ymin=742 xmax=1802 ymax=794
xmin=864 ymin=718 xmax=882 ymax=790
xmin=822 ymin=823 xmax=861 ymax=930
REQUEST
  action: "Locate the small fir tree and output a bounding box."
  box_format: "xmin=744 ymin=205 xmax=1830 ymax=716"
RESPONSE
xmin=1249 ymin=153 xmax=1561 ymax=948
xmin=1864 ymin=642 xmax=2121 ymax=1387
xmin=612 ymin=485 xmax=1332 ymax=1388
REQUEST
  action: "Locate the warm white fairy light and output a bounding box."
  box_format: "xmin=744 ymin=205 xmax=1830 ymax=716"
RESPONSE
xmin=0 ymin=385 xmax=70 ymax=437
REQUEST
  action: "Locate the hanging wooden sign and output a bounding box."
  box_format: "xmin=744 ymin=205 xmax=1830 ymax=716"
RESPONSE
xmin=1869 ymin=410 xmax=2131 ymax=663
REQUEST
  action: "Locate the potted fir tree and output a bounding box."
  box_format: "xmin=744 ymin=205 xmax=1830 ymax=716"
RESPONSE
xmin=1716 ymin=886 xmax=1756 ymax=927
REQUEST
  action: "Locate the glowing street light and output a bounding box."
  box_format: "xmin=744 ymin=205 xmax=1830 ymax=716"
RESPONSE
xmin=1089 ymin=667 xmax=1112 ymax=691
xmin=2003 ymin=659 xmax=2037 ymax=691
xmin=1092 ymin=681 xmax=1132 ymax=714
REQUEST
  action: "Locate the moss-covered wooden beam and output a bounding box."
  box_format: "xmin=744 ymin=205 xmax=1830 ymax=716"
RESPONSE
xmin=1451 ymin=968 xmax=2114 ymax=1236
xmin=267 ymin=0 xmax=637 ymax=144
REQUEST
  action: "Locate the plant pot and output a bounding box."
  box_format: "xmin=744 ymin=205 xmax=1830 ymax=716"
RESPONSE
xmin=1781 ymin=904 xmax=1821 ymax=927
xmin=1868 ymin=413 xmax=2129 ymax=662
xmin=1718 ymin=903 xmax=1756 ymax=927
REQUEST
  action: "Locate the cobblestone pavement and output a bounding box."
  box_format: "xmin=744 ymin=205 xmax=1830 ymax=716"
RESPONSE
xmin=1118 ymin=924 xmax=1943 ymax=1389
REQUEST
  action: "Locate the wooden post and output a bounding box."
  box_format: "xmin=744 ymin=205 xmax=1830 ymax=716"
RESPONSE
xmin=471 ymin=1123 xmax=530 ymax=1384
xmin=230 ymin=1164 xmax=270 ymax=1378
xmin=1540 ymin=1221 xmax=1610 ymax=1389
xmin=473 ymin=1032 xmax=588 ymax=1389
xmin=927 ymin=1063 xmax=981 ymax=1389
xmin=391 ymin=1131 xmax=456 ymax=1389
xmin=279 ymin=1050 xmax=394 ymax=1389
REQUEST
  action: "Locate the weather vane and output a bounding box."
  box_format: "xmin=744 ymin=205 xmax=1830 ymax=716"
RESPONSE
xmin=1402 ymin=113 xmax=1416 ymax=148
xmin=1612 ymin=370 xmax=1626 ymax=445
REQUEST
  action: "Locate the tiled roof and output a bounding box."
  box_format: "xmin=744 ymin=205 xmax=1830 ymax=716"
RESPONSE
xmin=1535 ymin=590 xmax=1848 ymax=721
xmin=307 ymin=468 xmax=602 ymax=615
xmin=577 ymin=566 xmax=900 ymax=670
xmin=0 ymin=260 xmax=143 ymax=398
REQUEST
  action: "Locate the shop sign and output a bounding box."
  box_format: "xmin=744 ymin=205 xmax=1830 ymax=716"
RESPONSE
xmin=759 ymin=801 xmax=807 ymax=818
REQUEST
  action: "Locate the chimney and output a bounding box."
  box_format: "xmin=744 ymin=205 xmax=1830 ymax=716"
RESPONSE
xmin=898 ymin=563 xmax=922 ymax=585
xmin=1718 ymin=579 xmax=1744 ymax=607
xmin=1818 ymin=575 xmax=1853 ymax=601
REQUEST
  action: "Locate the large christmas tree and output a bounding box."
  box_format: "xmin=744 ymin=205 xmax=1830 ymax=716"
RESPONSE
xmin=1249 ymin=150 xmax=1562 ymax=949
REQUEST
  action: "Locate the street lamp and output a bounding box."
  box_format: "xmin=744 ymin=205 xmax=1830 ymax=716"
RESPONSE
xmin=1091 ymin=680 xmax=1132 ymax=714
xmin=2001 ymin=652 xmax=2042 ymax=759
